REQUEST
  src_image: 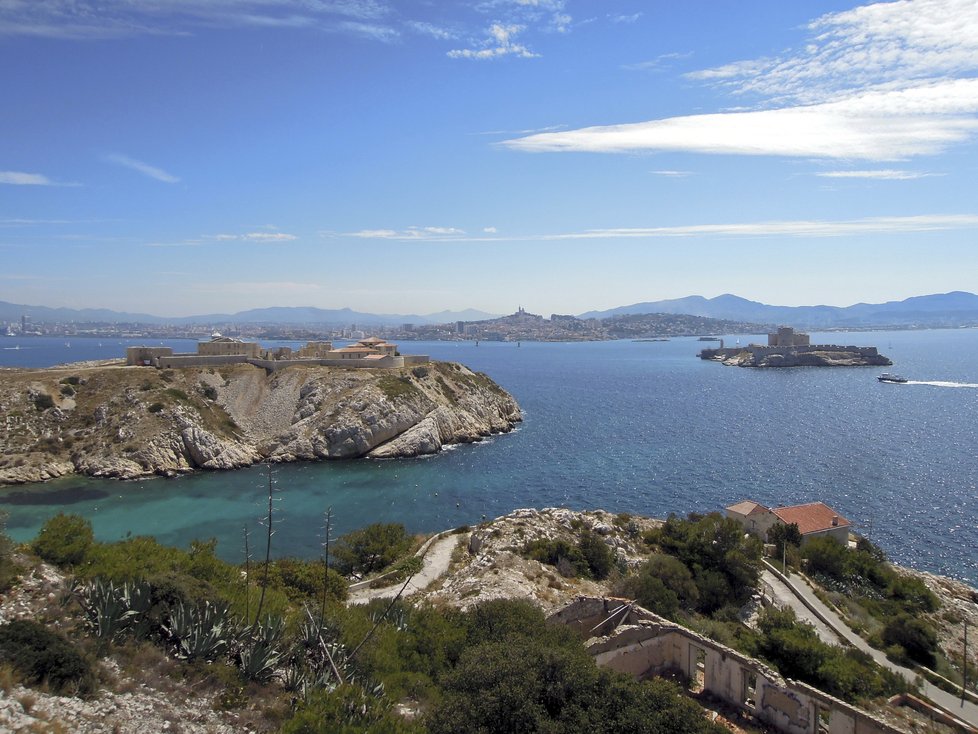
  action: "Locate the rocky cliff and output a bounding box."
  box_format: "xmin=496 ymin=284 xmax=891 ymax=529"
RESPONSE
xmin=0 ymin=361 xmax=521 ymax=485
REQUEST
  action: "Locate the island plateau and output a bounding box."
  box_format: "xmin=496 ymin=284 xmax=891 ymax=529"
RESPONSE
xmin=699 ymin=326 xmax=892 ymax=368
xmin=0 ymin=357 xmax=521 ymax=486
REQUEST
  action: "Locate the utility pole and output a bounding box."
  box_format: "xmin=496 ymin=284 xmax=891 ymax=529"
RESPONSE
xmin=964 ymin=619 xmax=969 ymax=707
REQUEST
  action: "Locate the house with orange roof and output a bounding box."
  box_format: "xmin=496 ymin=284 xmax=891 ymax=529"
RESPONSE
xmin=726 ymin=499 xmax=851 ymax=546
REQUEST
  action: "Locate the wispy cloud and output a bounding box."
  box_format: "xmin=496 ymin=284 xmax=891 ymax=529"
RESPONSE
xmin=610 ymin=13 xmax=642 ymax=25
xmin=505 ymin=79 xmax=978 ymax=161
xmin=0 ymin=0 xmax=393 ymax=40
xmin=507 ymin=0 xmax=978 ymax=162
xmin=204 ymin=230 xmax=297 ymax=243
xmin=815 ymin=169 xmax=937 ymax=180
xmin=344 ymin=214 xmax=978 ymax=242
xmin=621 ymin=52 xmax=691 ymax=72
xmin=651 ymin=170 xmax=692 ymax=177
xmin=0 ymin=170 xmax=79 ymax=186
xmin=449 ymin=23 xmax=538 ymax=59
xmin=106 ymin=153 xmax=180 ymax=183
xmin=406 ymin=20 xmax=458 ymax=40
xmin=346 ymin=225 xmax=466 ymax=239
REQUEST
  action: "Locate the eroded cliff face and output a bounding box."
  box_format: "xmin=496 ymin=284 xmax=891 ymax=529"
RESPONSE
xmin=0 ymin=361 xmax=521 ymax=485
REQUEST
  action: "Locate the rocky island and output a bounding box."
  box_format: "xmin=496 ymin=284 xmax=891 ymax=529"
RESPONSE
xmin=0 ymin=358 xmax=521 ymax=485
xmin=699 ymin=326 xmax=892 ymax=368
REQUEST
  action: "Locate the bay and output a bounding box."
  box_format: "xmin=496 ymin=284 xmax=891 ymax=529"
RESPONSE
xmin=1 ymin=331 xmax=976 ymax=585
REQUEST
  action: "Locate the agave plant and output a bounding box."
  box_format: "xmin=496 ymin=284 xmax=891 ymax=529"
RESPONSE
xmin=79 ymin=578 xmax=151 ymax=643
xmin=162 ymin=600 xmax=232 ymax=662
xmin=237 ymin=615 xmax=285 ymax=683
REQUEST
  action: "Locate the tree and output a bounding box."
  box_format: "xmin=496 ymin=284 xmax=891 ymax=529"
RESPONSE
xmin=802 ymin=535 xmax=848 ymax=579
xmin=332 ymin=523 xmax=412 ymax=577
xmin=31 ymin=514 xmax=94 ymax=567
xmin=767 ymin=522 xmax=802 ymax=555
xmin=616 ymin=553 xmax=698 ymax=619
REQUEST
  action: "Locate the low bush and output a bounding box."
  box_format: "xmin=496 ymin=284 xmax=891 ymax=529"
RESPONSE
xmin=31 ymin=513 xmax=94 ymax=567
xmin=32 ymin=393 xmax=55 ymax=412
xmin=332 ymin=523 xmax=413 ymax=577
xmin=0 ymin=619 xmax=95 ymax=695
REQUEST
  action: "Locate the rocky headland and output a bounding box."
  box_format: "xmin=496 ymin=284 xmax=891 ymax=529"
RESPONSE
xmin=0 ymin=360 xmax=521 ymax=485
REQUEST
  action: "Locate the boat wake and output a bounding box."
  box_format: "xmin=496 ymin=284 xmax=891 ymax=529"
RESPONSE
xmin=907 ymin=380 xmax=978 ymax=389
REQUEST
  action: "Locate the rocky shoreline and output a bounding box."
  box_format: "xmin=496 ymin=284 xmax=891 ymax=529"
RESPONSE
xmin=701 ymin=348 xmax=893 ymax=368
xmin=0 ymin=360 xmax=521 ymax=486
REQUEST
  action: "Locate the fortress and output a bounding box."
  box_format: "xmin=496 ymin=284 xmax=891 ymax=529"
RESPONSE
xmin=126 ymin=335 xmax=428 ymax=372
xmin=699 ymin=327 xmax=891 ymax=368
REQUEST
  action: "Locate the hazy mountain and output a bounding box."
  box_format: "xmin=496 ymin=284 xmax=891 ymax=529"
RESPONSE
xmin=0 ymin=301 xmax=500 ymax=327
xmin=579 ymin=292 xmax=978 ymax=328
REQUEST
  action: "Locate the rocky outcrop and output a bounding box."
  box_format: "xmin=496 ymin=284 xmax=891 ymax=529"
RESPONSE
xmin=702 ymin=348 xmax=892 ymax=368
xmin=0 ymin=361 xmax=521 ymax=485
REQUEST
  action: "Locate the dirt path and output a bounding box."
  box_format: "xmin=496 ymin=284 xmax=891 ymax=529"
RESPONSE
xmin=347 ymin=533 xmax=462 ymax=605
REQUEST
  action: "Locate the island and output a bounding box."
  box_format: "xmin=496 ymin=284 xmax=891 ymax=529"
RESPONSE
xmin=0 ymin=336 xmax=521 ymax=485
xmin=699 ymin=326 xmax=892 ymax=368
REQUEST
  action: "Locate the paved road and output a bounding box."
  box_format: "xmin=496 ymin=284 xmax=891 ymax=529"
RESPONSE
xmin=760 ymin=569 xmax=840 ymax=646
xmin=347 ymin=533 xmax=461 ymax=606
xmin=765 ymin=562 xmax=978 ymax=727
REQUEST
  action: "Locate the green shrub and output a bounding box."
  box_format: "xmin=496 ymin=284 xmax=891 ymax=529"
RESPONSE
xmin=60 ymin=384 xmax=76 ymax=397
xmin=615 ymin=553 xmax=698 ymax=619
xmin=31 ymin=514 xmax=94 ymax=567
xmin=332 ymin=523 xmax=413 ymax=577
xmin=147 ymin=402 xmax=164 ymax=413
xmin=0 ymin=619 xmax=96 ymax=695
xmin=33 ymin=392 xmax=55 ymax=411
xmin=803 ymin=536 xmax=848 ymax=578
xmin=882 ymin=614 xmax=938 ymax=668
xmin=578 ymin=531 xmax=614 ymax=580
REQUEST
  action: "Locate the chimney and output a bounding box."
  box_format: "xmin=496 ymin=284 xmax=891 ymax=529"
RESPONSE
xmin=831 ymin=516 xmax=839 ymax=527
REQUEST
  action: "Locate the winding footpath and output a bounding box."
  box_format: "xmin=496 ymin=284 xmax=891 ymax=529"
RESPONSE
xmin=346 ymin=533 xmax=462 ymax=606
xmin=763 ymin=561 xmax=978 ymax=728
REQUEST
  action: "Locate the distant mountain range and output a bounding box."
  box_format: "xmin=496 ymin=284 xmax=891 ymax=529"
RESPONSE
xmin=4 ymin=291 xmax=978 ymax=329
xmin=579 ymin=291 xmax=978 ymax=329
xmin=0 ymin=302 xmax=500 ymax=327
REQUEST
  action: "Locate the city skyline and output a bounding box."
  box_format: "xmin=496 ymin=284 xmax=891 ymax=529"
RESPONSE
xmin=3 ymin=0 xmax=978 ymax=316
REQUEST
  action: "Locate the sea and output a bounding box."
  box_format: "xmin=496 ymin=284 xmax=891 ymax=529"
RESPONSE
xmin=1 ymin=331 xmax=976 ymax=586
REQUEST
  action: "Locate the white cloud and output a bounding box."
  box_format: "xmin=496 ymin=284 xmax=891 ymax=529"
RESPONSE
xmin=483 ymin=226 xmax=498 ymax=233
xmin=345 ymin=214 xmax=978 ymax=242
xmin=815 ymin=169 xmax=936 ymax=180
xmin=508 ymin=0 xmax=978 ymax=161
xmin=504 ymin=79 xmax=978 ymax=161
xmin=449 ymin=23 xmax=539 ymax=59
xmin=651 ymin=170 xmax=692 ymax=177
xmin=0 ymin=171 xmax=55 ymax=185
xmin=407 ymin=21 xmax=457 ymax=40
xmin=243 ymin=231 xmax=297 ymax=242
xmin=621 ymin=52 xmax=692 ymax=72
xmin=348 ymin=226 xmax=466 ymax=239
xmin=0 ymin=170 xmax=79 ymax=186
xmin=610 ymin=13 xmax=642 ymax=25
xmin=106 ymin=153 xmax=180 ymax=183
xmin=0 ymin=1 xmax=393 ymax=40
xmin=202 ymin=231 xmax=297 ymax=242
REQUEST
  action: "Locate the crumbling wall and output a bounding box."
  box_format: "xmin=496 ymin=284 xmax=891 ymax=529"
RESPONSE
xmin=551 ymin=597 xmax=905 ymax=734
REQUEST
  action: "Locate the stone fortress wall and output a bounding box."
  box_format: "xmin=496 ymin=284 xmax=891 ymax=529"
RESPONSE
xmin=126 ymin=336 xmax=428 ymax=372
xmin=550 ymin=597 xmax=905 ymax=734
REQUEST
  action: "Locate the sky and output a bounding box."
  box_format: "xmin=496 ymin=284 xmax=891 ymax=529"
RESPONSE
xmin=2 ymin=0 xmax=978 ymax=318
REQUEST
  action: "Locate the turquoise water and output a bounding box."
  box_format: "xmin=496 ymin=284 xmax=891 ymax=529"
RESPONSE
xmin=2 ymin=332 xmax=977 ymax=585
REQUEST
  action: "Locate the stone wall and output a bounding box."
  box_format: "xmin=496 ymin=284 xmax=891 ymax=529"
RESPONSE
xmin=550 ymin=597 xmax=906 ymax=734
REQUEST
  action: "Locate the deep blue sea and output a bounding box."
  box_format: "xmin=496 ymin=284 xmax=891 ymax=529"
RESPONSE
xmin=1 ymin=332 xmax=976 ymax=585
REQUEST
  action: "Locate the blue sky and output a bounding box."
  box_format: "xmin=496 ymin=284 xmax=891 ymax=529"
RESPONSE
xmin=2 ymin=0 xmax=978 ymax=317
